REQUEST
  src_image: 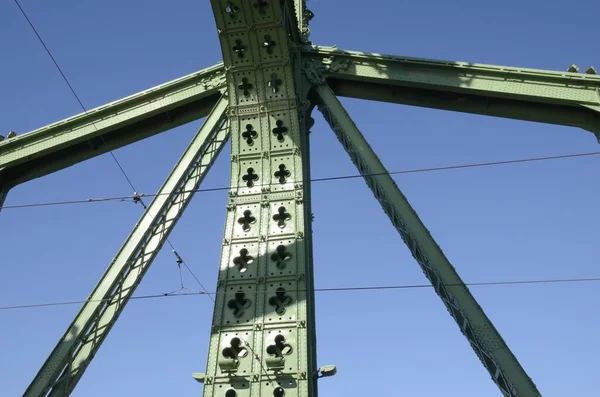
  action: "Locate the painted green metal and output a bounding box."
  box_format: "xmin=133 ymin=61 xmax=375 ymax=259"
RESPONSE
xmin=23 ymin=97 xmax=229 ymax=397
xmin=200 ymin=2 xmax=317 ymax=397
xmin=294 ymin=0 xmax=312 ymax=43
xmin=0 ymin=64 xmax=225 ymax=192
xmin=312 ymin=80 xmax=540 ymax=397
xmin=0 ymin=185 xmax=8 ymax=211
xmin=9 ymin=2 xmax=599 ymax=396
xmin=304 ymin=46 xmax=600 ymax=142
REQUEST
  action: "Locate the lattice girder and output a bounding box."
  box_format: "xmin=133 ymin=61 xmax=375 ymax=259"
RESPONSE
xmin=22 ymin=98 xmax=229 ymax=397
xmin=304 ymin=46 xmax=600 ymax=142
xmin=0 ymin=64 xmax=225 ymax=194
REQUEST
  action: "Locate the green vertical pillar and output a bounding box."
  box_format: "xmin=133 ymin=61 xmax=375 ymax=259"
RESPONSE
xmin=201 ymin=2 xmax=317 ymax=397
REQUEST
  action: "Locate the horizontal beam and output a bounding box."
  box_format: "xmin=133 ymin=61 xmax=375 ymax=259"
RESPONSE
xmin=0 ymin=63 xmax=226 ymax=188
xmin=302 ymin=46 xmax=600 ymax=142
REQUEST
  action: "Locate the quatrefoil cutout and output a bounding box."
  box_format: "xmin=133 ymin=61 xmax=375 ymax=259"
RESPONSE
xmin=222 ymin=337 xmax=248 ymax=360
xmin=238 ymin=78 xmax=253 ymax=97
xmin=233 ymin=248 xmax=254 ymax=273
xmin=266 ymin=334 xmax=293 ymax=357
xmin=269 ymin=287 xmax=292 ymax=315
xmin=267 ymin=73 xmax=281 ymax=93
xmin=272 ymin=120 xmax=288 ymax=142
xmin=254 ymin=0 xmax=269 ymax=14
xmin=271 ymin=245 xmax=291 ymax=269
xmin=233 ymin=39 xmax=246 ymax=59
xmin=237 ymin=210 xmax=256 ymax=232
xmin=263 ymin=35 xmax=276 ymax=54
xmin=242 ymin=167 xmax=259 ymax=187
xmin=274 ymin=164 xmax=290 ymax=183
xmin=273 ymin=206 xmax=291 ymax=228
xmin=227 ymin=291 xmax=252 ymax=318
xmin=242 ymin=124 xmax=257 ymax=145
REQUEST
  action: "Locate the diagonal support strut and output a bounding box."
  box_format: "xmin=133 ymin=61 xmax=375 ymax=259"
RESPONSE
xmin=24 ymin=97 xmax=230 ymax=397
xmin=313 ymin=82 xmax=541 ymax=397
xmin=0 ymin=184 xmax=8 ymax=212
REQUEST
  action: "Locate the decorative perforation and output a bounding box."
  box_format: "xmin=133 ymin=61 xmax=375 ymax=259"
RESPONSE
xmin=270 ymin=156 xmax=294 ymax=191
xmin=224 ymin=284 xmax=256 ymax=325
xmin=218 ymin=332 xmax=254 ymax=375
xmin=263 ymin=68 xmax=285 ymax=100
xmin=235 ymin=205 xmax=260 ymax=238
xmin=228 ymin=32 xmax=252 ymax=65
xmin=256 ymin=28 xmax=280 ymax=62
xmin=229 ymin=243 xmax=258 ymax=279
xmin=234 ymin=72 xmax=260 ymax=105
xmin=272 ymin=206 xmax=291 ymax=228
xmin=264 ymin=328 xmax=299 ymax=373
xmin=262 ymin=380 xmax=298 ymax=397
xmin=267 ymin=239 xmax=296 ymax=276
xmin=215 ymin=381 xmax=251 ymax=397
xmin=238 ymin=159 xmax=262 ymax=194
xmin=222 ymin=1 xmax=247 ymax=27
xmin=269 ymin=201 xmax=296 ymax=234
xmin=265 ymin=282 xmax=297 ymax=323
xmin=269 ymin=112 xmax=293 ymax=149
xmin=250 ymin=0 xmax=275 ymax=22
xmin=239 ymin=116 xmax=261 ymax=153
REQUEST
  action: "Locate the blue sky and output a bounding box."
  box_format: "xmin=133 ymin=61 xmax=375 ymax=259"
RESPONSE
xmin=1 ymin=1 xmax=599 ymax=396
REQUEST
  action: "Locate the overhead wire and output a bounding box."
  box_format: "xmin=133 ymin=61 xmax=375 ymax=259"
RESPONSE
xmin=13 ymin=0 xmax=136 ymax=193
xmin=2 ymin=150 xmax=599 ymax=210
xmin=1 ymin=276 xmax=599 ymax=311
xmin=12 ymin=0 xmax=211 ymax=296
xmin=9 ymin=1 xmax=599 ymax=318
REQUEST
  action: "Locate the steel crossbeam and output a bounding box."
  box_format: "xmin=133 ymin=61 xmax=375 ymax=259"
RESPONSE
xmin=304 ymin=46 xmax=600 ymax=142
xmin=312 ymin=81 xmax=540 ymax=397
xmin=0 ymin=64 xmax=225 ymax=193
xmin=23 ymin=97 xmax=229 ymax=397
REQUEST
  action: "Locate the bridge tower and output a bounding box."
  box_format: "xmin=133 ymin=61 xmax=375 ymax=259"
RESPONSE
xmin=1 ymin=1 xmax=599 ymax=396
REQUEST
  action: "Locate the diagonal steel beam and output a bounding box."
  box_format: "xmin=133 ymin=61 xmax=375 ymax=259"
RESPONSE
xmin=0 ymin=185 xmax=8 ymax=212
xmin=0 ymin=63 xmax=226 ymax=191
xmin=24 ymin=97 xmax=230 ymax=397
xmin=303 ymin=46 xmax=600 ymax=142
xmin=313 ymin=82 xmax=541 ymax=397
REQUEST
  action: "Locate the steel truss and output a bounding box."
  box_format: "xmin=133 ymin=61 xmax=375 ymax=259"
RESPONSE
xmin=313 ymin=81 xmax=538 ymax=397
xmin=1 ymin=1 xmax=599 ymax=396
xmin=23 ymin=97 xmax=229 ymax=397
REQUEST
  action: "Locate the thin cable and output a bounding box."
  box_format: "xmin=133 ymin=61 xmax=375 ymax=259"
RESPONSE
xmin=1 ymin=196 xmax=135 ymax=209
xmin=170 ymin=244 xmax=214 ymax=302
xmin=13 ymin=0 xmax=137 ymax=193
xmin=2 ymin=276 xmax=599 ymax=311
xmin=107 ymin=152 xmax=137 ymax=192
xmin=12 ymin=2 xmax=215 ymax=298
xmin=314 ymin=151 xmax=600 ymax=183
xmin=12 ymin=0 xmax=85 ymax=112
xmin=314 ymin=276 xmax=600 ymax=292
xmin=2 ymin=150 xmax=598 ymax=210
xmin=10 ymin=3 xmax=597 ymax=315
xmin=177 ymin=264 xmax=185 ymax=289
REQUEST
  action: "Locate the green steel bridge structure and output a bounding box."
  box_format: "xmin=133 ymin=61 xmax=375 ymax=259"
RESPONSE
xmin=1 ymin=2 xmax=599 ymax=397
